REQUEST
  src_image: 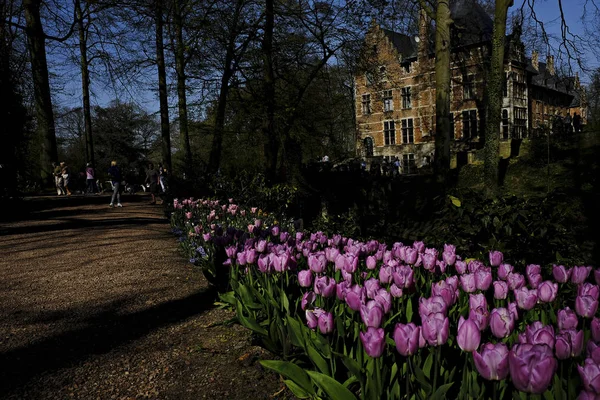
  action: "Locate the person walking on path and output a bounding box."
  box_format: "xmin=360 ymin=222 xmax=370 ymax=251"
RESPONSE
xmin=61 ymin=162 xmax=72 ymax=196
xmin=107 ymin=161 xmax=122 ymax=208
xmin=145 ymin=162 xmax=160 ymax=205
xmin=52 ymin=162 xmax=65 ymax=196
xmin=85 ymin=163 xmax=96 ymax=194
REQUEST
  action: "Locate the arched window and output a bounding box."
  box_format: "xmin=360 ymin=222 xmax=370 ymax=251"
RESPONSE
xmin=364 ymin=137 xmax=374 ymax=157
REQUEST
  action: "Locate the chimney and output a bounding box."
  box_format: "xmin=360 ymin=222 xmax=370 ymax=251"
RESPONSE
xmin=532 ymin=51 xmax=539 ymax=71
xmin=418 ymin=9 xmax=429 ymax=61
xmin=547 ymin=55 xmax=555 ymax=75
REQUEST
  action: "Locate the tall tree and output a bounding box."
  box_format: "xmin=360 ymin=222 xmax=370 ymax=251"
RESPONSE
xmin=172 ymin=0 xmax=191 ymax=171
xmin=23 ymin=0 xmax=58 ymax=185
xmin=75 ymin=0 xmax=94 ymax=167
xmin=155 ymin=0 xmax=172 ymax=172
xmin=262 ymin=0 xmax=276 ymax=182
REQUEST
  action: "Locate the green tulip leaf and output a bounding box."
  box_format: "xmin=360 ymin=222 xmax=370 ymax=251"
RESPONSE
xmin=333 ymin=351 xmax=362 ymax=380
xmin=423 ymin=352 xmax=433 ymax=380
xmin=307 ymin=370 xmax=358 ymax=400
xmin=283 ymin=379 xmax=311 ymax=399
xmin=406 ymin=298 xmax=413 ymax=323
xmin=286 ymin=316 xmax=306 ymax=349
xmin=235 ymin=300 xmax=267 ymax=336
xmin=237 ymin=283 xmax=262 ymax=310
xmin=218 ymin=291 xmax=236 ymax=306
xmin=307 ymin=342 xmax=330 ymax=375
xmin=260 ymin=360 xmax=315 ymax=396
xmin=430 ymin=382 xmax=453 ymax=400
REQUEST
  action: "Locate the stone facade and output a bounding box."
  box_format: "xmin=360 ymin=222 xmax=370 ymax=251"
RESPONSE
xmin=355 ymin=7 xmax=587 ymax=171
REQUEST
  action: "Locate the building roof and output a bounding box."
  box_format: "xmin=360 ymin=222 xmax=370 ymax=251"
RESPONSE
xmin=527 ymin=59 xmax=581 ymax=106
xmin=381 ymin=29 xmax=418 ymax=60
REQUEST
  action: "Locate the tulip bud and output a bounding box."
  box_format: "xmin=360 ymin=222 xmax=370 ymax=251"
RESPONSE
xmin=457 ymin=316 xmax=481 ymax=352
xmin=318 ymin=311 xmax=334 ymax=334
xmin=489 ymin=308 xmax=515 ymax=338
xmin=366 ymin=255 xmax=377 ymax=270
xmin=493 ymin=281 xmax=509 ymax=300
xmin=572 ymin=266 xmax=593 ymax=285
xmin=555 ymin=329 xmax=584 ymax=359
xmin=394 ymin=323 xmax=420 ymax=356
xmin=498 ymin=263 xmax=514 ymax=281
xmin=360 ymin=327 xmax=386 ymax=358
xmin=553 ymin=264 xmax=572 ymax=283
xmin=514 ymin=287 xmax=538 ymax=310
xmin=576 ymin=295 xmax=599 ymax=318
xmin=579 ymin=358 xmax=600 ymax=395
xmin=537 ymin=281 xmax=558 ymax=303
xmin=306 ymin=309 xmax=318 ymax=329
xmin=298 ymin=270 xmax=313 ymax=288
xmin=489 ymin=251 xmax=504 ymax=267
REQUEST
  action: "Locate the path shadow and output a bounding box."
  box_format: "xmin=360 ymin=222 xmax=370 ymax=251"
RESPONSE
xmin=0 ymin=287 xmax=217 ymax=396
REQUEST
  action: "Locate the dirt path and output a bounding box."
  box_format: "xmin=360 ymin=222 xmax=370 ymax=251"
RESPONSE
xmin=0 ymin=195 xmax=289 ymax=399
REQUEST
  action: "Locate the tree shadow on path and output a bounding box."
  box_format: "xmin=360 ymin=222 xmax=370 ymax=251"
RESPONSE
xmin=0 ymin=287 xmax=217 ymax=396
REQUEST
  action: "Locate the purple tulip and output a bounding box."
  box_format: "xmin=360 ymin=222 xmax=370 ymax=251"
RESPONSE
xmin=318 ymin=311 xmax=334 ymax=334
xmin=364 ymin=278 xmax=381 ymax=299
xmin=572 ymin=266 xmax=593 ymax=284
xmin=507 ymin=272 xmax=526 ymax=290
xmin=306 ymin=309 xmax=318 ymax=329
xmin=457 ymin=316 xmax=481 ymax=352
xmin=314 ymin=276 xmax=336 ymax=298
xmin=509 ymin=343 xmax=557 ymax=394
xmin=558 ymin=307 xmax=579 ymax=331
xmin=301 ymin=291 xmax=316 ymax=310
xmin=413 ymin=241 xmax=425 ymax=253
xmin=553 ymin=264 xmax=572 ymax=283
xmin=537 ymin=281 xmax=558 ymax=303
xmin=360 ymin=301 xmax=384 ymax=328
xmin=489 ymin=251 xmax=504 ymax=267
xmin=493 ymin=281 xmax=509 ymax=300
xmin=469 ymin=306 xmax=490 ymax=331
xmin=522 ymin=322 xmax=555 ymax=349
xmin=460 ymin=273 xmax=477 ymax=293
xmin=236 ymin=251 xmax=247 ymax=266
xmin=595 ymin=269 xmax=600 ymax=287
xmin=526 ymin=264 xmax=542 ymax=277
xmin=592 ymin=318 xmax=600 ymax=343
xmin=443 ymin=251 xmax=456 ymax=266
xmin=431 ymin=280 xmax=457 ymax=306
xmin=298 ymin=270 xmax=313 ymax=287
xmin=392 ymin=265 xmax=414 ymax=289
xmin=308 ymin=253 xmax=327 ymax=274
xmin=360 ymin=327 xmax=386 ymax=358
xmin=498 ymin=263 xmax=514 ymax=281
xmin=579 ymin=358 xmax=600 ymax=394
xmin=394 ymin=323 xmax=421 ymax=356
xmin=443 ymin=243 xmax=456 ymax=255
xmin=336 ymin=281 xmax=350 ymax=301
xmin=514 ymin=287 xmax=538 ymax=310
xmin=576 ymin=295 xmax=599 ymax=318
xmin=405 ymin=248 xmax=418 ymax=265
xmin=374 ymin=288 xmax=392 ymax=314
xmin=325 ymin=247 xmax=340 ymax=263
xmin=468 ymin=260 xmax=484 ymax=273
xmin=366 ymin=255 xmax=377 ymax=270
xmin=577 ymin=391 xmax=600 ymax=400
xmin=421 ymin=312 xmax=449 ymax=346
xmin=422 ymin=253 xmax=437 ymax=272
xmin=455 ymin=260 xmax=467 ymax=275
xmin=489 ymin=308 xmax=515 ymax=338
xmin=379 ymin=265 xmax=394 ymax=284
xmin=390 ymin=283 xmax=403 ymax=298
xmin=528 ymin=273 xmax=543 ymax=289
xmin=508 ymin=301 xmax=520 ymax=321
xmin=257 ymin=254 xmax=272 ymax=273
xmin=588 ymin=342 xmax=600 ymax=364
xmin=475 ymin=268 xmax=493 ymax=291
xmin=419 ymin=296 xmax=448 ymax=318
xmin=555 ymin=329 xmax=584 ymax=359
xmin=579 ymin=283 xmax=600 ymax=300
xmin=469 ymin=293 xmax=488 ymax=311
xmin=473 ymin=342 xmax=509 ymax=381
xmin=346 ymin=285 xmax=364 ymax=311
xmin=436 ymin=260 xmax=447 ymax=274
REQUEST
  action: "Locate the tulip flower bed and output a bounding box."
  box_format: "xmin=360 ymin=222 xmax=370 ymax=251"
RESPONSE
xmin=172 ymin=198 xmax=600 ymax=400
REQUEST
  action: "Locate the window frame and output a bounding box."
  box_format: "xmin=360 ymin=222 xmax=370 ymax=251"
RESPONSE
xmin=383 ymin=90 xmax=394 ymax=112
xmin=402 ymin=153 xmax=416 ymax=174
xmin=462 ymin=109 xmax=478 ymax=139
xmin=401 ymin=87 xmax=412 ymax=109
xmin=361 ymin=93 xmax=371 ymax=115
xmin=384 ymin=120 xmax=396 ymax=145
xmin=401 ymin=118 xmax=414 ymax=144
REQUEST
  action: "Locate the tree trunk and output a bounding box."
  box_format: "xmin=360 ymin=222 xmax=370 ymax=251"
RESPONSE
xmin=483 ymin=0 xmax=512 ymax=195
xmin=155 ymin=0 xmax=172 ymax=173
xmin=173 ymin=0 xmax=191 ymax=172
xmin=76 ymin=0 xmax=94 ymax=167
xmin=23 ymin=0 xmax=57 ymax=186
xmin=207 ymin=0 xmax=244 ymax=176
xmin=433 ymin=0 xmax=452 ymax=185
xmin=262 ymin=0 xmax=277 ymax=183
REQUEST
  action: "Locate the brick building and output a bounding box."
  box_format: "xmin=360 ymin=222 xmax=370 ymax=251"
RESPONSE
xmin=355 ymin=1 xmax=587 ymax=172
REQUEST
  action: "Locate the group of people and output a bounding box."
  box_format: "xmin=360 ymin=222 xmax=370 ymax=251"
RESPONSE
xmin=558 ymin=112 xmax=583 ymax=134
xmin=52 ymin=160 xmax=168 ymax=208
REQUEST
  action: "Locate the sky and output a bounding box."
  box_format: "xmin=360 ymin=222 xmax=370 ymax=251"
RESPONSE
xmin=52 ymin=0 xmax=600 ymax=114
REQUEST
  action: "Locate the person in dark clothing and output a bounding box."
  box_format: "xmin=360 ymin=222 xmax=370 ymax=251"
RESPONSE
xmin=573 ymin=112 xmax=582 ymax=133
xmin=145 ymin=162 xmax=160 ymax=204
xmin=107 ymin=160 xmax=122 ymax=207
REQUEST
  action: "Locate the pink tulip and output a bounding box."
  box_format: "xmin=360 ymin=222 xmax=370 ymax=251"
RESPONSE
xmin=364 ymin=278 xmax=381 ymax=299
xmin=360 ymin=301 xmax=384 ymax=328
xmin=475 ymin=268 xmax=493 ymax=291
xmin=419 ymin=296 xmax=448 ymax=318
xmin=422 ymin=253 xmax=437 ymax=272
xmin=572 ymin=266 xmax=593 ymax=284
xmin=522 ymin=322 xmax=555 ymax=349
xmin=306 ymin=309 xmax=318 ymax=329
xmin=318 ymin=311 xmax=334 ymax=334
xmin=455 ymin=260 xmax=467 ymax=275
xmin=360 ymin=327 xmax=386 ymax=358
xmin=366 ymin=255 xmax=377 ymax=270
xmin=457 ymin=316 xmax=481 ymax=352
xmin=460 ymin=273 xmax=477 ymax=293
xmin=498 ymin=263 xmax=513 ymax=281
xmin=579 ymin=358 xmax=600 ymax=394
xmin=431 ymin=280 xmax=457 ymax=306
xmin=298 ymin=270 xmax=313 ymax=287
xmin=469 ymin=306 xmax=490 ymax=331
xmin=579 ymin=283 xmax=600 ymax=300
xmin=405 ymin=248 xmax=418 ymax=265
xmin=379 ymin=265 xmax=393 ymax=284
xmin=374 ymin=288 xmax=392 ymax=314
xmin=314 ymin=276 xmax=336 ymax=298
xmin=392 ymin=265 xmax=414 ymax=288
xmin=390 ymin=284 xmax=403 ymax=298
xmin=507 ymin=272 xmax=526 ymax=290
xmin=473 ymin=342 xmax=509 ymax=381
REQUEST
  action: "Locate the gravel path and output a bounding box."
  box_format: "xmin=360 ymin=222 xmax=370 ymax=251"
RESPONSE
xmin=0 ymin=195 xmax=288 ymax=399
